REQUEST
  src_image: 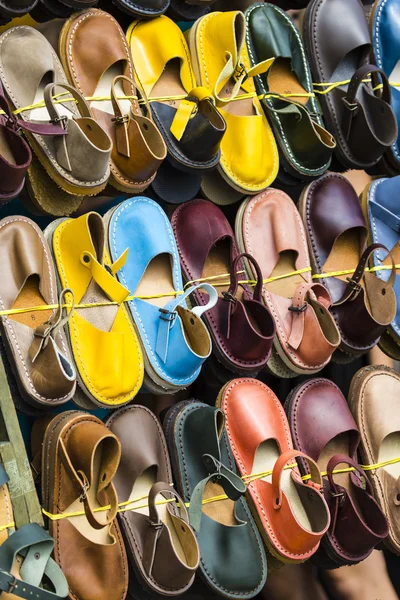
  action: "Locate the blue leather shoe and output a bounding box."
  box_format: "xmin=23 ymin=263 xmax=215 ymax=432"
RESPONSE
xmin=106 ymin=197 xmax=218 ymax=393
xmin=362 ymin=176 xmax=400 ymax=357
xmin=371 ymin=0 xmax=400 ymax=173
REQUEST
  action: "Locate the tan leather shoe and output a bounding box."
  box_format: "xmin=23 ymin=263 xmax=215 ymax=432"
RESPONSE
xmin=0 ymin=216 xmax=76 ymax=413
xmin=34 ymin=410 xmax=128 ymax=600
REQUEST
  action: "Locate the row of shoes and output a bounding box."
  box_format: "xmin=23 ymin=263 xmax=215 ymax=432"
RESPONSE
xmin=28 ymin=365 xmax=400 ymax=600
xmin=1 ymin=171 xmax=398 ymax=413
xmin=0 ymin=0 xmax=398 ymax=214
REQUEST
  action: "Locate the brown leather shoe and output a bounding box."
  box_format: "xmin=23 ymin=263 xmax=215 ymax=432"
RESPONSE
xmin=107 ymin=405 xmax=200 ymax=596
xmin=35 ymin=411 xmax=128 ymax=600
xmin=0 ymin=216 xmax=76 ymax=413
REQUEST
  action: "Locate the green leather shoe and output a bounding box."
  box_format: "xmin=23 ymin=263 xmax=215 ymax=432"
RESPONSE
xmin=163 ymin=401 xmax=267 ymax=599
xmin=245 ymin=2 xmax=335 ymax=183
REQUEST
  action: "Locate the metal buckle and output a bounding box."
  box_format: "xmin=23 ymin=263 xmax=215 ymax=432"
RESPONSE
xmin=111 ymin=115 xmax=129 ymax=125
xmin=49 ymin=115 xmax=69 ymax=129
xmin=0 ymin=570 xmax=17 ymax=594
xmin=345 ymin=277 xmax=362 ymax=299
xmin=342 ymin=97 xmax=359 ymax=112
xmin=234 ymin=63 xmax=247 ymax=82
xmin=221 ymin=291 xmax=237 ymax=305
xmin=78 ymin=473 xmax=90 ymax=502
xmin=288 ymin=302 xmax=307 ymax=313
xmin=159 ymin=308 xmax=177 ymax=323
xmin=147 ymin=519 xmax=164 ymax=531
xmin=7 ymin=577 xmax=17 ymax=594
xmin=329 ymin=490 xmax=345 ymax=499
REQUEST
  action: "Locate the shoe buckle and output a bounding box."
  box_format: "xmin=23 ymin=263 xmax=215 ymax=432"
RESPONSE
xmin=49 ymin=115 xmax=69 ymax=129
xmin=234 ymin=63 xmax=247 ymax=83
xmin=111 ymin=115 xmax=129 ymax=125
xmin=221 ymin=291 xmax=237 ymax=305
xmin=342 ymin=97 xmax=359 ymax=112
xmin=0 ymin=570 xmax=17 ymax=594
xmin=345 ymin=277 xmax=362 ymax=299
xmin=288 ymin=302 xmax=307 ymax=313
xmin=78 ymin=473 xmax=90 ymax=502
xmin=159 ymin=308 xmax=177 ymax=324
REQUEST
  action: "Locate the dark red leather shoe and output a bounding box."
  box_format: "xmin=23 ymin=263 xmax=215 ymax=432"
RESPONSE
xmin=172 ymin=199 xmax=276 ymax=375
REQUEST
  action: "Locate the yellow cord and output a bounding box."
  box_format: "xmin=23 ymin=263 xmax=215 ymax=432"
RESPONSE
xmin=184 ymin=267 xmax=312 ymax=290
xmin=312 ymin=264 xmax=400 ymax=280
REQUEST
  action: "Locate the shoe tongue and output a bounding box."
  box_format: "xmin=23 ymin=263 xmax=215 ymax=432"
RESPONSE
xmin=68 ymin=422 xmax=121 ymax=491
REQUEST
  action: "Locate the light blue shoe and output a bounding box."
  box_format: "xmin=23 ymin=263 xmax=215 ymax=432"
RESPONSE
xmin=106 ymin=197 xmax=218 ymax=393
xmin=364 ymin=176 xmax=400 ymax=357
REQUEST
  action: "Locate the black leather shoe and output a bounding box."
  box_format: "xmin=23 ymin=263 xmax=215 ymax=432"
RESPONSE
xmin=112 ymin=0 xmax=169 ymax=17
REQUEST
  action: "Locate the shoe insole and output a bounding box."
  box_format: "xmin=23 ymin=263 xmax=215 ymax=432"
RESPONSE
xmin=135 ymin=254 xmax=176 ymax=309
xmin=9 ymin=275 xmax=52 ymax=328
xmin=202 ymin=479 xmax=239 ymax=527
xmin=65 ymin=445 xmax=114 ymax=546
xmin=0 ymin=128 xmax=16 ymax=166
xmin=151 ymin=59 xmax=187 ymax=111
xmin=379 ymin=432 xmax=400 ymax=480
xmin=390 ymin=60 xmax=400 ymax=85
xmin=252 ymin=439 xmax=312 ymax=532
xmin=266 ymin=250 xmax=306 ymax=298
xmin=128 ymin=467 xmax=190 ymax=566
xmin=268 ymin=58 xmax=308 ymax=106
xmin=92 ymin=61 xmax=133 ymax=117
xmin=218 ymin=76 xmax=257 ymax=117
xmin=79 ymin=278 xmax=118 ymax=332
xmin=322 ymin=229 xmax=362 ymax=284
xmin=318 ymin=432 xmax=363 ymax=516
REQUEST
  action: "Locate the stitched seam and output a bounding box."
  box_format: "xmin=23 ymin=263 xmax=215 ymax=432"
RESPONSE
xmin=358 ymin=372 xmax=400 ymax=547
xmin=369 ymin=179 xmax=400 ymax=337
xmin=54 ymin=416 xmax=127 ymax=600
xmin=244 ymin=190 xmax=327 ymax=368
xmin=176 ymin=404 xmax=265 ymax=595
xmin=116 ymin=0 xmax=168 ymax=13
xmin=222 ymin=379 xmax=320 ymax=558
xmin=0 ymin=218 xmax=71 ymax=403
xmin=111 ymin=199 xmax=200 ymax=384
xmin=171 ymin=203 xmax=268 ymax=367
xmin=0 ymin=28 xmax=106 ymax=187
xmin=246 ymin=5 xmax=329 ymax=174
xmin=53 ymin=220 xmax=142 ymax=403
xmin=197 ymin=13 xmax=277 ymax=188
xmin=373 ymin=0 xmax=400 ymax=160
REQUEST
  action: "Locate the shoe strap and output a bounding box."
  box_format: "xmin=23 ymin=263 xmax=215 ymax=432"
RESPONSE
xmin=80 ymin=248 xmax=130 ymax=303
xmin=287 ymin=282 xmax=332 ymax=350
xmin=272 ymin=449 xmax=323 ymax=510
xmin=214 ymin=54 xmax=274 ymax=106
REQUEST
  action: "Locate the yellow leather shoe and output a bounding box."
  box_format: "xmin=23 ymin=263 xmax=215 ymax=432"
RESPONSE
xmin=187 ymin=11 xmax=279 ymax=194
xmin=45 ymin=213 xmax=144 ymax=408
xmin=126 ymin=16 xmax=226 ymax=175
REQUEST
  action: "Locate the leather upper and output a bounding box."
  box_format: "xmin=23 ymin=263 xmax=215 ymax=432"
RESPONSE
xmin=172 ymin=199 xmax=275 ymax=373
xmin=107 ymin=405 xmax=199 ymax=595
xmin=287 ymin=378 xmax=389 ymax=566
xmin=108 ymin=197 xmax=213 ymax=391
xmin=190 ymin=10 xmax=279 ymax=192
xmin=304 ymin=0 xmax=397 ymax=169
xmin=351 ymin=367 xmax=400 ymax=553
xmin=127 ymin=16 xmax=225 ymax=172
xmin=221 ymin=379 xmax=330 ymax=562
xmin=304 ymin=173 xmax=397 ymax=354
xmin=114 ymin=0 xmax=170 ymax=17
xmin=0 ymin=216 xmax=75 ymax=410
xmin=238 ymin=189 xmax=340 ymax=371
xmin=51 ymin=212 xmax=144 ymax=406
xmin=246 ymin=3 xmax=334 ymax=180
xmin=167 ymin=401 xmax=267 ymax=599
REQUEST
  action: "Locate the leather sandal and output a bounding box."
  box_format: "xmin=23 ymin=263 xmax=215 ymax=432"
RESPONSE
xmin=107 ymin=405 xmax=200 ymax=596
xmin=167 ymin=0 xmax=213 ymax=20
xmin=303 ymin=0 xmax=397 ymax=170
xmin=186 ymin=10 xmax=279 ymax=196
xmin=349 ymin=365 xmax=400 ymax=555
xmin=300 ymin=173 xmax=397 ymax=360
xmin=127 ymin=16 xmax=225 ymax=177
xmin=163 ymin=400 xmax=267 ymax=599
xmin=0 ymin=0 xmax=38 ymax=19
xmin=0 ymin=216 xmax=76 ymax=414
xmin=245 ymin=3 xmax=335 ymax=183
xmin=0 ymin=28 xmax=112 ymax=197
xmin=236 ymin=189 xmax=340 ymax=377
xmin=286 ymin=378 xmax=389 ymax=568
xmin=360 ymin=177 xmax=400 ymax=359
xmin=105 ymin=197 xmax=217 ymax=394
xmin=59 ymin=9 xmax=167 ymax=194
xmin=44 ymin=212 xmax=144 ymax=408
xmin=172 ymin=199 xmax=275 ymax=375
xmin=33 ymin=410 xmax=128 ymax=600
xmin=219 ymin=378 xmax=330 ymax=564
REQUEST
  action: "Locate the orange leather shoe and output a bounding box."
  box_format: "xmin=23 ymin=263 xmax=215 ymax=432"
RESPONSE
xmin=217 ymin=378 xmax=330 ymax=564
